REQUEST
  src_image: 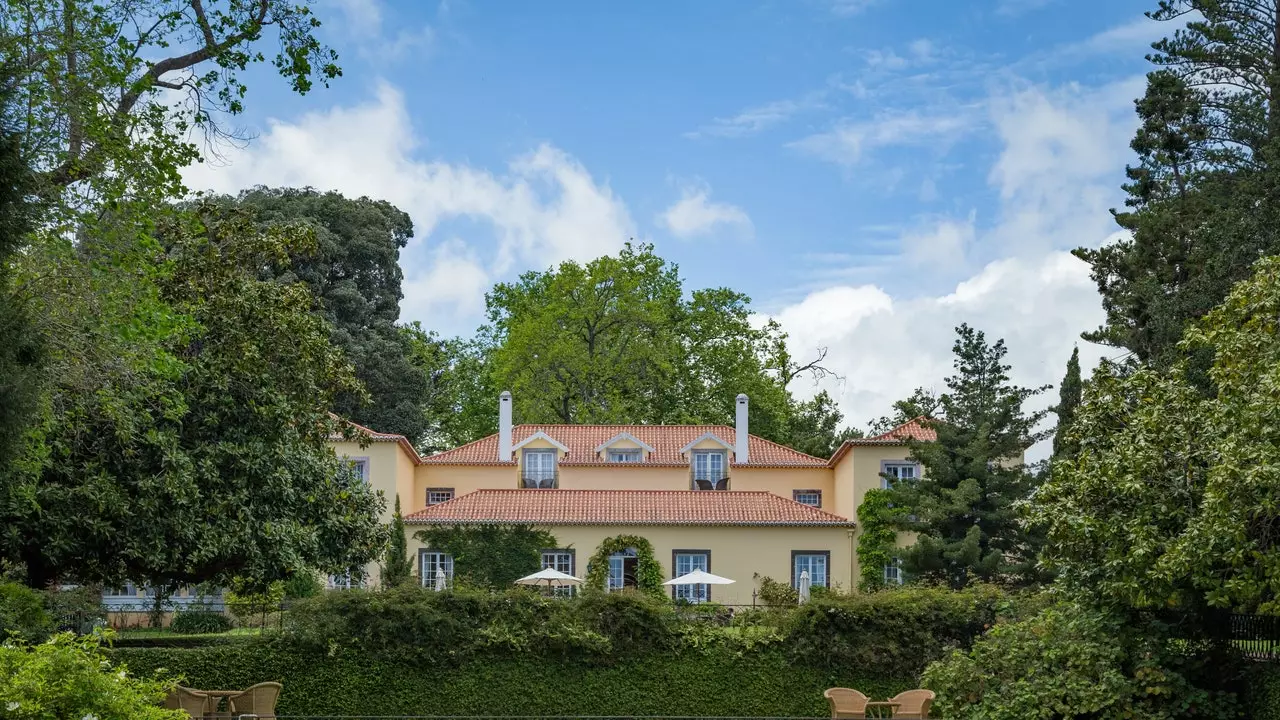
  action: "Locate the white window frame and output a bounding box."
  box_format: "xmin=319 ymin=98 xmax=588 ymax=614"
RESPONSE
xmin=881 ymin=461 xmax=920 ymax=489
xmin=327 ymin=572 xmax=359 ymax=590
xmin=607 ymin=449 xmax=643 ymax=463
xmin=793 ymin=490 xmax=822 ymax=507
xmin=792 ymin=552 xmax=829 ymax=589
xmin=427 ymin=488 xmax=455 ymax=505
xmin=420 ymin=551 xmax=454 ymax=590
xmin=883 ymin=558 xmax=904 ymax=586
xmin=672 ymin=551 xmax=711 ymax=603
xmin=606 ymin=548 xmax=637 ymax=591
xmin=522 ymin=449 xmax=558 ymax=488
xmin=541 ymin=549 xmax=575 ymax=596
xmin=692 ymin=451 xmax=726 ymax=483
xmin=345 ymin=457 xmax=370 ymax=484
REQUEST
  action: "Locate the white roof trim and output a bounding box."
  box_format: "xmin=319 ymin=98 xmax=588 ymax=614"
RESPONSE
xmin=512 ymin=431 xmax=570 ymax=453
xmin=594 ymin=432 xmax=656 ymax=454
xmin=679 ymin=432 xmax=735 ymax=454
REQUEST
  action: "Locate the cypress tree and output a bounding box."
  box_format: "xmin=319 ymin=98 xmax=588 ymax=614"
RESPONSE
xmin=382 ymin=495 xmax=414 ymax=588
xmin=1052 ymin=347 xmax=1082 ymax=461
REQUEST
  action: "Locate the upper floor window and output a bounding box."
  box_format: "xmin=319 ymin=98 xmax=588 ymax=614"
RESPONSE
xmin=692 ymin=451 xmax=727 ymax=490
xmin=793 ymin=552 xmax=829 ymax=589
xmin=344 ymin=458 xmax=369 ymax=484
xmin=427 ymin=488 xmax=455 ymax=505
xmin=881 ymin=462 xmax=920 ymax=489
xmin=420 ymin=551 xmax=454 ymax=590
xmin=608 ymin=450 xmax=642 ymax=463
xmin=522 ymin=449 xmax=558 ymax=488
xmin=793 ymin=490 xmax=822 ymax=508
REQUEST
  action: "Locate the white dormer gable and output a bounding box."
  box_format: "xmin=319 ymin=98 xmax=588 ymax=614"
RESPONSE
xmin=512 ymin=431 xmax=570 ymax=456
xmin=679 ymin=432 xmax=735 ymax=458
xmin=594 ymin=432 xmax=656 ymax=457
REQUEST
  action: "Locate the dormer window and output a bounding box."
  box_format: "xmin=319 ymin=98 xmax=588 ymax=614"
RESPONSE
xmin=608 ymin=450 xmax=642 ymax=463
xmin=692 ymin=450 xmax=727 ymax=491
xmin=522 ymin=449 xmax=558 ymax=488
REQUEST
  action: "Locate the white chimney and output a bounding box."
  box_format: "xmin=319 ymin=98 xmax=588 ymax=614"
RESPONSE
xmin=735 ymin=393 xmax=749 ymax=463
xmin=498 ymin=391 xmax=513 ymax=462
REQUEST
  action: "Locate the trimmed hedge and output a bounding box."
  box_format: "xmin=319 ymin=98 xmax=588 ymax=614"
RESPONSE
xmin=114 ymin=643 xmax=913 ymax=716
xmin=1248 ymin=665 xmax=1280 ymax=720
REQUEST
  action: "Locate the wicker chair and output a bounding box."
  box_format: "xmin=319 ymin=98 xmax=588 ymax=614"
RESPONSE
xmin=824 ymin=687 xmax=870 ymax=719
xmin=227 ymin=682 xmax=282 ymax=718
xmin=889 ymin=689 xmax=936 ymax=719
xmin=162 ymin=686 xmax=210 ymax=719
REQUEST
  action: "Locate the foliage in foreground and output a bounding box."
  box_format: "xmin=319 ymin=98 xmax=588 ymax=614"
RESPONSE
xmin=1036 ymin=257 xmax=1280 ymax=613
xmin=0 ymin=631 xmax=181 ymax=720
xmin=924 ymin=604 xmax=1243 ymax=720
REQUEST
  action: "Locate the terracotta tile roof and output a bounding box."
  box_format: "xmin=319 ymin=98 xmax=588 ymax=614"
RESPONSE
xmin=420 ymin=425 xmax=828 ymax=468
xmin=331 ymin=416 xmax=424 ymax=465
xmin=827 ymin=417 xmax=936 ymax=465
xmin=404 ymin=489 xmax=854 ymax=526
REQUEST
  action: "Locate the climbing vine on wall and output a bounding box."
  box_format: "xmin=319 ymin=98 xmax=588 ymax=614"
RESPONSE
xmin=856 ymin=489 xmax=898 ymax=592
xmin=415 ymin=525 xmax=558 ymax=588
xmin=584 ymin=535 xmax=665 ymax=599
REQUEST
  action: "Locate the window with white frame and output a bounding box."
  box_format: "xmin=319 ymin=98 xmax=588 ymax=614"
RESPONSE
xmin=327 ymin=572 xmax=359 ymax=590
xmin=607 ymin=548 xmax=638 ymax=591
xmin=345 ymin=458 xmax=370 ymax=484
xmin=672 ymin=551 xmax=710 ymax=603
xmin=881 ymin=462 xmax=920 ymax=489
xmin=793 ymin=489 xmax=822 ymax=507
xmin=792 ymin=552 xmax=829 ymax=588
xmin=105 ymin=582 xmax=139 ymax=598
xmin=607 ymin=449 xmax=642 ymax=463
xmin=883 ymin=558 xmax=903 ymax=585
xmin=692 ymin=450 xmax=727 ymax=490
xmin=522 ymin=449 xmax=558 ymax=488
xmin=420 ymin=551 xmax=454 ymax=590
xmin=541 ymin=550 xmax=575 ymax=596
xmin=427 ymin=488 xmax=455 ymax=505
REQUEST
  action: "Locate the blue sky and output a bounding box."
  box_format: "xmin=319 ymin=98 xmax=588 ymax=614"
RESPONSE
xmin=186 ymin=0 xmax=1171 ymax=441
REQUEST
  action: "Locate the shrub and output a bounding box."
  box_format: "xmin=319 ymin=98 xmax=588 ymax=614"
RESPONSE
xmin=923 ymin=604 xmax=1245 ymax=720
xmin=225 ymin=579 xmax=285 ymax=624
xmin=1 ymin=631 xmax=181 ymax=720
xmin=43 ymin=585 xmax=106 ymax=634
xmin=1247 ymin=665 xmax=1280 ymax=720
xmin=0 ymin=581 xmax=52 ymax=642
xmin=282 ymin=570 xmax=323 ymax=600
xmin=170 ymin=609 xmax=232 ymax=635
xmin=576 ymin=589 xmax=676 ymax=655
xmin=785 ymin=583 xmax=1006 ymax=677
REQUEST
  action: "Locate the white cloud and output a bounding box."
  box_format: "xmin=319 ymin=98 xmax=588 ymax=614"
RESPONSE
xmin=828 ymin=0 xmax=882 ymax=16
xmin=789 ymin=109 xmax=978 ymax=166
xmin=184 ymin=82 xmax=635 ymax=329
xmin=901 ymin=213 xmax=976 ymax=271
xmin=686 ymin=96 xmax=821 ymax=139
xmin=322 ymin=0 xmax=434 ymax=62
xmin=658 ymin=184 xmax=753 ymax=239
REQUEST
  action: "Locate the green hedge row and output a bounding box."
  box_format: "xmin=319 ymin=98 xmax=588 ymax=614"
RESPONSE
xmin=1248 ymin=665 xmax=1280 ymax=720
xmin=113 ymin=643 xmax=915 ymax=716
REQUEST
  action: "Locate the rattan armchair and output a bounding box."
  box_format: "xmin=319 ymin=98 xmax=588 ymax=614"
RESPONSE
xmin=227 ymin=682 xmax=282 ymax=718
xmin=824 ymin=687 xmax=870 ymax=719
xmin=889 ymin=689 xmax=936 ymax=719
xmin=162 ymin=685 xmax=211 ymax=718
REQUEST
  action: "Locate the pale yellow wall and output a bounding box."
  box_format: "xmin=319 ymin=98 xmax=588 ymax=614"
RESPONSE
xmin=730 ymin=467 xmax=835 ymax=508
xmin=691 ymin=437 xmax=734 ymax=453
xmin=414 ymin=465 xmax=515 ymax=512
xmin=332 ymin=439 xmax=416 ymax=586
xmin=407 ymin=523 xmax=855 ymax=604
xmin=558 ymin=466 xmax=691 ymax=491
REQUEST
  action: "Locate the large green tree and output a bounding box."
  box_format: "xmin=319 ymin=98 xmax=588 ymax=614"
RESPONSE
xmin=216 ymin=187 xmax=442 ymax=445
xmin=4 ymin=204 xmax=386 ymax=591
xmin=1051 ymin=347 xmax=1082 ymax=461
xmin=1076 ymin=2 xmax=1280 ymax=366
xmin=475 ymin=243 xmax=851 ymax=454
xmin=2 ymin=0 xmax=339 ymax=221
xmin=1035 ymin=257 xmax=1280 ymax=614
xmin=889 ymin=324 xmax=1050 ymax=588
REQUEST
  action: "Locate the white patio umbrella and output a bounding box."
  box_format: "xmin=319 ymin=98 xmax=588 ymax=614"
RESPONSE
xmin=662 ymin=569 xmax=735 ymax=587
xmin=514 ymin=567 xmax=585 ymax=588
xmin=797 ymin=569 xmax=811 ymax=604
xmin=434 ymin=566 xmax=448 ymax=591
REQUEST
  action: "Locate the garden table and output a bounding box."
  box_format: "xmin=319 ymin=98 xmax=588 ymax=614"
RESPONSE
xmin=864 ymin=700 xmax=902 ymax=718
xmin=191 ymin=689 xmax=241 ymax=718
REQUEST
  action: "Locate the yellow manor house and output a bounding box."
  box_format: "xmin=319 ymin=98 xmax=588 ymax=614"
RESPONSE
xmin=332 ymin=392 xmax=932 ymax=604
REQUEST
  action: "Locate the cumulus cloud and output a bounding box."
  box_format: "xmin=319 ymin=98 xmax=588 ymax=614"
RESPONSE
xmin=901 ymin=213 xmax=976 ymax=271
xmin=657 ymin=184 xmax=753 ymax=239
xmin=183 ymin=82 xmax=635 ymax=330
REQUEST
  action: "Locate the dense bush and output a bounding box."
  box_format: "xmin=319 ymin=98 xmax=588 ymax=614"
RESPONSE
xmin=225 ymin=578 xmax=285 ymax=623
xmin=114 ymin=642 xmax=913 ymax=717
xmin=923 ymin=605 xmax=1245 ymax=720
xmin=3 ymin=631 xmax=180 ymax=720
xmin=282 ymin=570 xmax=323 ymax=599
xmin=44 ymin=585 xmax=107 ymax=634
xmin=785 ymin=583 xmax=1010 ymax=677
xmin=170 ymin=609 xmax=233 ymax=635
xmin=0 ymin=581 xmax=51 ymax=642
xmin=1247 ymin=665 xmax=1280 ymax=720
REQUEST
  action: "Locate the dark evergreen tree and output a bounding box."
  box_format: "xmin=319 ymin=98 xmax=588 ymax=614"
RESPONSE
xmin=381 ymin=495 xmax=414 ymax=588
xmin=889 ymin=324 xmax=1051 ymax=589
xmin=1052 ymin=347 xmax=1083 ymax=460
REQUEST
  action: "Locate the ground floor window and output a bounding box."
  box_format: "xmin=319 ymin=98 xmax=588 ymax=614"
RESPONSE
xmin=326 ymin=572 xmax=360 ymax=590
xmin=792 ymin=551 xmax=829 ymax=588
xmin=541 ymin=549 xmax=575 ymax=596
xmin=420 ymin=551 xmax=454 ymax=590
xmin=608 ymin=548 xmax=638 ymax=591
xmin=672 ymin=550 xmax=711 ymax=603
xmin=883 ymin=558 xmax=903 ymax=585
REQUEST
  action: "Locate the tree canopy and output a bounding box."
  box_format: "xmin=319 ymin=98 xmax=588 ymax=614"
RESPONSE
xmin=889 ymin=324 xmax=1049 ymax=588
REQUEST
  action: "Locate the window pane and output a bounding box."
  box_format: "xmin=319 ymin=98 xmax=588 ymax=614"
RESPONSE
xmin=794 ymin=491 xmax=821 ymax=507
xmin=793 ymin=554 xmax=828 ymax=588
xmin=673 ymin=552 xmax=709 ymax=603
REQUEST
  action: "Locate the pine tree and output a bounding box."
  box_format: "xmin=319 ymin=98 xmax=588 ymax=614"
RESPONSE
xmin=382 ymin=495 xmax=414 ymax=588
xmin=1052 ymin=347 xmax=1082 ymax=460
xmin=889 ymin=324 xmax=1050 ymax=589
